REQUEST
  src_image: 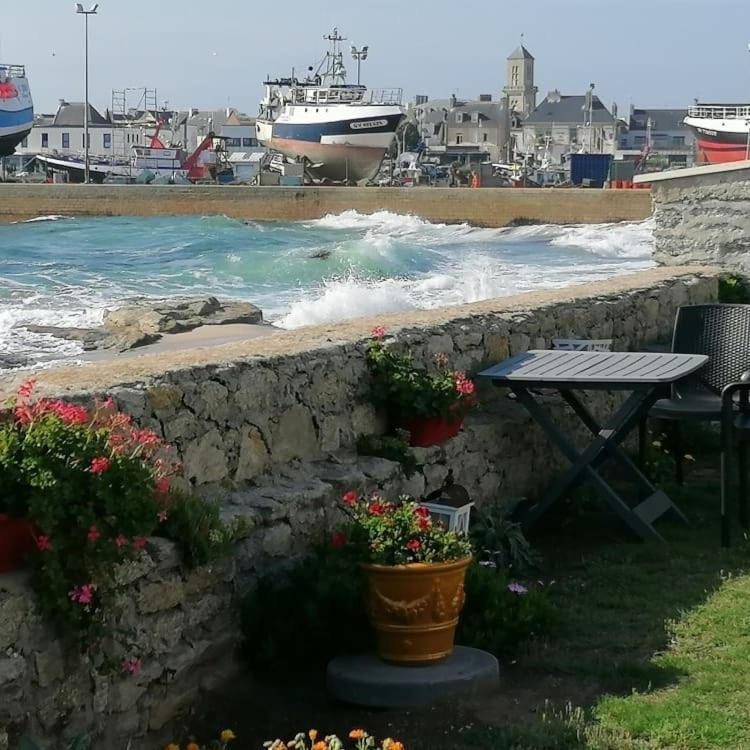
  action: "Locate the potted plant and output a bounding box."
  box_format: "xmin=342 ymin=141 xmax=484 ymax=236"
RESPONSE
xmin=0 ymin=379 xmax=177 ymax=646
xmin=338 ymin=490 xmax=472 ymax=665
xmin=365 ymin=327 xmax=476 ymax=447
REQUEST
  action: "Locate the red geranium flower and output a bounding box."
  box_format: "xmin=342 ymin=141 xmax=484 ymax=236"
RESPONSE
xmin=89 ymin=456 xmax=112 ymax=475
xmin=406 ymin=539 xmax=422 ymax=551
xmin=87 ymin=525 xmax=101 ymax=543
xmin=342 ymin=490 xmax=358 ymax=507
xmin=371 ymin=325 xmax=386 ymax=339
xmin=331 ymin=531 xmax=347 ymax=549
xmin=369 ymin=502 xmax=385 ymax=516
xmin=36 ymin=535 xmax=52 ymax=552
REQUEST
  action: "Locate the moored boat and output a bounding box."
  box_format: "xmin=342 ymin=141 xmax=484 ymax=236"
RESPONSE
xmin=0 ymin=64 xmax=33 ymax=158
xmin=684 ymin=104 xmax=750 ymax=164
xmin=257 ymin=28 xmax=405 ymax=184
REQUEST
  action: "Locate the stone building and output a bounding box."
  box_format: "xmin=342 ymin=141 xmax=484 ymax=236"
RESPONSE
xmin=617 ymin=108 xmax=695 ymax=168
xmin=411 ymin=95 xmax=511 ymax=165
xmin=517 ymin=89 xmax=621 ymax=164
xmin=502 ymin=45 xmax=538 ymax=117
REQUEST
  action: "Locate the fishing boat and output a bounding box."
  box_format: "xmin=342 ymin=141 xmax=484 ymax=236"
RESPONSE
xmin=256 ymin=28 xmax=405 ymax=183
xmin=0 ymin=64 xmax=33 ymax=158
xmin=35 ymin=124 xmax=220 ymax=183
xmin=684 ymin=104 xmax=750 ymax=164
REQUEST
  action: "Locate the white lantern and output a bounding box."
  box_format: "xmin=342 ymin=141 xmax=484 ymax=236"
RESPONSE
xmin=422 ymin=470 xmax=473 ymax=533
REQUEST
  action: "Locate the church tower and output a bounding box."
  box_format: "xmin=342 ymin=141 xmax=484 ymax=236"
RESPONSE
xmin=503 ymin=44 xmax=538 ymax=117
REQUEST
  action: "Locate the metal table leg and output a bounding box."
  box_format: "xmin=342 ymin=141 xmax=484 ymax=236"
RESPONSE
xmin=514 ymin=385 xmax=680 ymax=541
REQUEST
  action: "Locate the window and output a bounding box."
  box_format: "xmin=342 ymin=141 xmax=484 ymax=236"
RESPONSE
xmin=227 ymin=138 xmax=242 ymax=147
xmin=62 ymin=133 xmax=70 ymax=149
xmin=511 ymin=65 xmax=519 ymax=86
xmin=21 ymin=137 xmax=28 ymax=148
xmin=455 ymin=113 xmax=463 ymax=124
xmin=471 ymin=112 xmax=479 ymax=124
xmin=456 ymin=134 xmax=463 ymax=144
xmin=482 ymin=133 xmax=488 ymax=142
xmin=673 ymin=136 xmax=686 ymax=146
xmin=41 ymin=133 xmax=49 ymax=148
xmin=242 ymin=137 xmax=257 ymax=147
xmin=103 ymin=133 xmax=111 ymax=149
xmin=634 ymin=135 xmax=646 ymax=145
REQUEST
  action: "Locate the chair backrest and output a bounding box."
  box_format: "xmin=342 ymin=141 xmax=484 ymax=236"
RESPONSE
xmin=672 ymin=304 xmax=750 ymax=396
xmin=552 ymin=339 xmax=613 ymax=352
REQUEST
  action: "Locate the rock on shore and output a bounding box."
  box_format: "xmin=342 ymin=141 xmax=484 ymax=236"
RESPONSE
xmin=22 ymin=297 xmax=264 ymax=353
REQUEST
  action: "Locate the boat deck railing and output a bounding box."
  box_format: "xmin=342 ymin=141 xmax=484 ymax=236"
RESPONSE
xmin=687 ymin=104 xmax=750 ymax=120
xmin=0 ymin=64 xmax=26 ymax=79
xmin=366 ymin=88 xmax=403 ymax=105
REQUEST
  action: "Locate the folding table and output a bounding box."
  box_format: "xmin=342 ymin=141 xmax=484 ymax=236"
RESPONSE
xmin=479 ymin=350 xmax=709 ymax=541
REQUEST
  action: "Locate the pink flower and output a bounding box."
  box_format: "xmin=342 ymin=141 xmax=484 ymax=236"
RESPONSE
xmin=133 ymin=428 xmax=161 ymax=448
xmin=369 ymin=502 xmax=385 ymax=516
xmin=155 ymin=477 xmax=171 ymax=496
xmin=121 ymin=656 xmax=142 ymax=676
xmin=101 ymin=396 xmax=115 ymax=411
xmin=87 ymin=525 xmax=101 ymax=543
xmin=454 ymin=372 xmax=476 ymax=396
xmin=68 ymin=584 xmax=96 ymax=605
xmin=132 ymin=537 xmax=147 ymax=551
xmin=406 ymin=539 xmax=422 ymax=552
xmin=115 ymin=534 xmax=128 ymax=548
xmin=371 ymin=325 xmax=386 ymax=339
xmin=331 ymin=531 xmax=347 ymax=549
xmin=89 ymin=456 xmax=112 ymax=475
xmin=508 ymin=582 xmax=528 ymax=595
xmin=45 ymin=400 xmax=90 ymax=425
xmin=17 ymin=378 xmax=36 ymax=401
xmin=157 ymin=510 xmax=168 ymax=523
xmin=342 ymin=491 xmax=358 ymax=507
xmin=36 ymin=535 xmax=52 ymax=552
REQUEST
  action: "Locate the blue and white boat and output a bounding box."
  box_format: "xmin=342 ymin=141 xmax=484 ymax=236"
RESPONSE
xmin=0 ymin=64 xmax=33 ymax=158
xmin=257 ymin=29 xmax=404 ymax=184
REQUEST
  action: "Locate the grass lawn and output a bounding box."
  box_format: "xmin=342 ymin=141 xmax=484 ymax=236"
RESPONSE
xmin=187 ymin=430 xmax=750 ymax=750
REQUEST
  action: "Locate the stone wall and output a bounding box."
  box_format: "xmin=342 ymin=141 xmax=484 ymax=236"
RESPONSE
xmin=0 ymin=184 xmax=652 ymax=227
xmin=646 ymin=161 xmax=750 ymax=270
xmin=0 ymin=267 xmax=719 ymax=748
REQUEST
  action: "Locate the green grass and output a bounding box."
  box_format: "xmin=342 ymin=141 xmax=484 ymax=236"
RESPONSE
xmin=456 ymin=430 xmax=750 ymax=750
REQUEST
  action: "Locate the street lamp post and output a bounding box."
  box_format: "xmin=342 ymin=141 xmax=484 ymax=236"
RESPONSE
xmin=75 ymin=3 xmax=99 ymax=184
xmin=350 ymin=45 xmax=369 ymax=86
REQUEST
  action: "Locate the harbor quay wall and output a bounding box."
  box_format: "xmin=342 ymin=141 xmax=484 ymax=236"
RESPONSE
xmin=0 ymin=267 xmax=718 ymax=748
xmin=644 ymin=161 xmax=750 ymax=271
xmin=0 ymin=184 xmax=652 ymax=227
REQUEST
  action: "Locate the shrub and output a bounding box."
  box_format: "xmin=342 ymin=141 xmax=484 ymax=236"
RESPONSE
xmin=470 ymin=501 xmax=540 ymax=574
xmin=457 ymin=563 xmax=557 ymax=658
xmin=160 ymin=493 xmax=250 ymax=569
xmin=240 ymin=544 xmax=372 ymax=670
xmin=240 ymin=550 xmax=555 ymax=671
xmin=719 ymin=274 xmax=750 ymax=304
xmin=356 ymin=434 xmax=419 ymax=477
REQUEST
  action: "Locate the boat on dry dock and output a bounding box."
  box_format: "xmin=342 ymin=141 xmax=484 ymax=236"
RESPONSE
xmin=0 ymin=64 xmax=33 ymax=158
xmin=256 ymin=28 xmax=405 ymax=184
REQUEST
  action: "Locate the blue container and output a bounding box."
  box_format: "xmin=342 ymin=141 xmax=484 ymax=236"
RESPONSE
xmin=569 ymin=154 xmax=612 ymax=187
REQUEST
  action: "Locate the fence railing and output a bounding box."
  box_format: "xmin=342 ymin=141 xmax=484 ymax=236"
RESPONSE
xmin=687 ymin=104 xmax=750 ymax=120
xmin=367 ymin=88 xmax=403 ymax=105
xmin=0 ymin=64 xmax=26 ymax=79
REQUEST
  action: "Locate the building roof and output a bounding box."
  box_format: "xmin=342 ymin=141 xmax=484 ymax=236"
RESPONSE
xmin=508 ymin=45 xmax=534 ymax=61
xmin=525 ymin=91 xmax=615 ymax=125
xmin=52 ymin=101 xmax=110 ymax=127
xmin=629 ymin=108 xmax=688 ymax=132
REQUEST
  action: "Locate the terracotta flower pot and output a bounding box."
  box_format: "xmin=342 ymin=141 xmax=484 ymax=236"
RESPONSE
xmin=362 ymin=556 xmax=472 ymax=665
xmin=0 ymin=515 xmax=37 ymax=574
xmin=403 ymin=415 xmax=464 ymax=447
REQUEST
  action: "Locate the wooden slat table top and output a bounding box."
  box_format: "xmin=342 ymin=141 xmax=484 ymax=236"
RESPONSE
xmin=479 ymin=350 xmax=708 ymax=388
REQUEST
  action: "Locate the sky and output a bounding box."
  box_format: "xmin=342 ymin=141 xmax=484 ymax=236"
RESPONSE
xmin=2 ymin=0 xmax=749 ymax=115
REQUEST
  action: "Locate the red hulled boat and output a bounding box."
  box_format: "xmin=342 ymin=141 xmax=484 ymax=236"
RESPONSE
xmin=684 ymin=104 xmax=750 ymax=164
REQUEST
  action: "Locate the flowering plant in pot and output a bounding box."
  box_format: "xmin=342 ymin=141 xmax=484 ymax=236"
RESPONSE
xmin=365 ymin=327 xmax=476 ymax=447
xmin=337 ymin=490 xmax=472 ymax=665
xmin=0 ymin=379 xmax=177 ymax=656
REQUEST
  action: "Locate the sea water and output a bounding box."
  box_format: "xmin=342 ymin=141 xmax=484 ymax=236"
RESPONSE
xmin=0 ymin=210 xmax=654 ymax=368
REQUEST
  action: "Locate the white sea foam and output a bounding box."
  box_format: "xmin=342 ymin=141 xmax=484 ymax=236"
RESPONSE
xmin=21 ymin=215 xmax=71 ymax=224
xmin=549 ymin=218 xmax=655 ymax=258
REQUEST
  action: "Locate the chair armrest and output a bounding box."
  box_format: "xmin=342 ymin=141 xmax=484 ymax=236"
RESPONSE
xmin=722 ymin=382 xmax=750 ymax=438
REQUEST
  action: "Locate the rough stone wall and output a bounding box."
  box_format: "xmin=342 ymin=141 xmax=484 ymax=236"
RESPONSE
xmin=651 ymin=169 xmax=750 ymax=270
xmin=0 ymin=269 xmax=719 ymax=748
xmin=0 ymin=184 xmax=652 ymax=227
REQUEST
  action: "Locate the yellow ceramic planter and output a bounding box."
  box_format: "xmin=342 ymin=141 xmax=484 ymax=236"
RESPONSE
xmin=362 ymin=556 xmax=472 ymax=665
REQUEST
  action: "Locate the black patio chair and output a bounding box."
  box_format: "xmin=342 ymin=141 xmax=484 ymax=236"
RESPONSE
xmin=722 ymin=375 xmax=750 ymax=544
xmin=638 ymin=303 xmax=750 ymax=545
